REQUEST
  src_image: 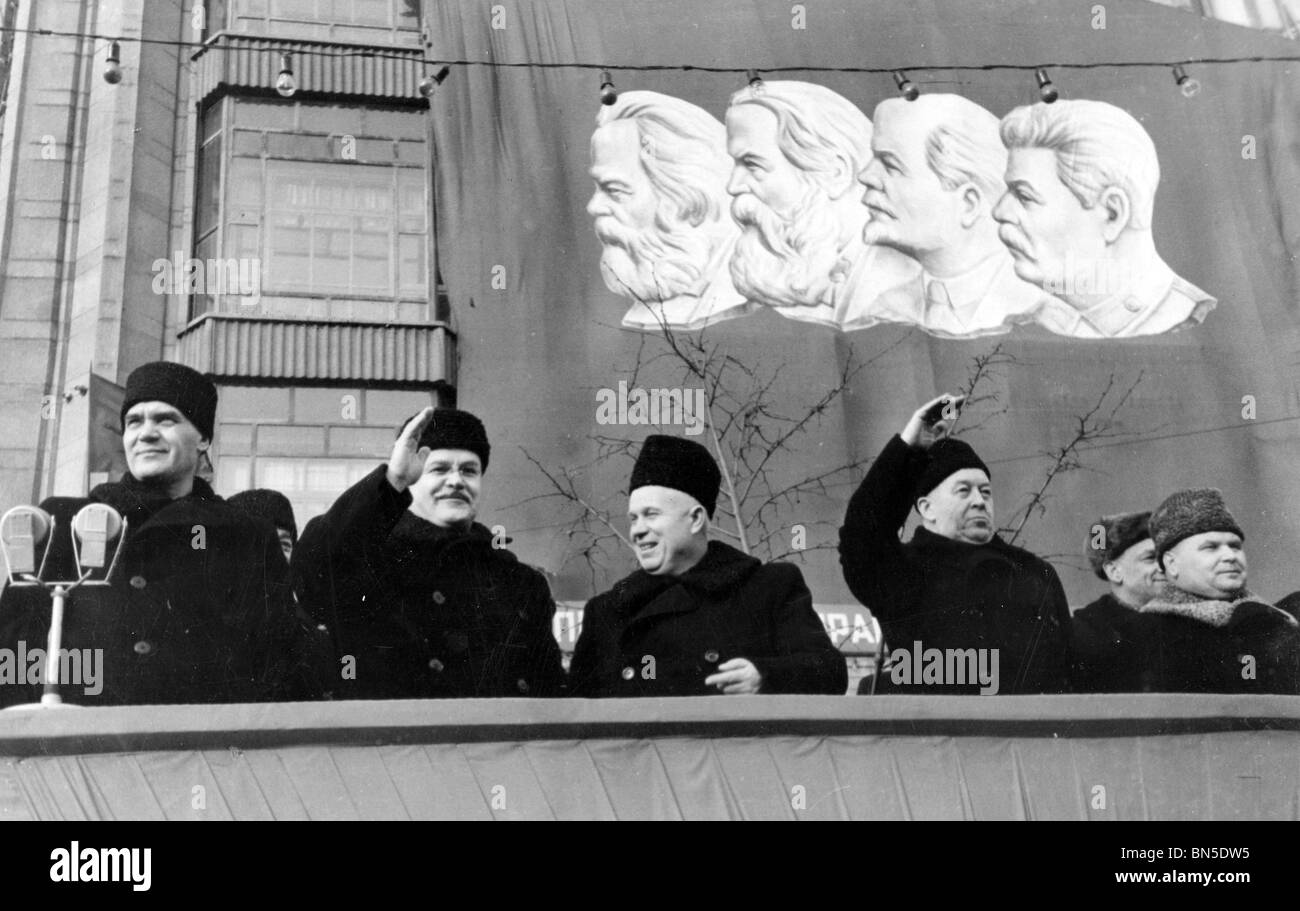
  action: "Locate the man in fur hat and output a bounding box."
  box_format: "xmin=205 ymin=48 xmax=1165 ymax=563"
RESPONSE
xmin=1139 ymin=489 xmax=1300 ymax=694
xmin=838 ymin=394 xmax=1072 ymax=694
xmin=227 ymin=487 xmax=338 ymax=697
xmin=1071 ymin=511 xmax=1161 ymax=692
xmin=568 ymin=435 xmax=847 ymax=697
xmin=0 ymin=361 xmax=317 ymax=706
xmin=228 ymin=488 xmax=298 ymax=560
xmin=293 ymin=407 xmax=566 ymax=699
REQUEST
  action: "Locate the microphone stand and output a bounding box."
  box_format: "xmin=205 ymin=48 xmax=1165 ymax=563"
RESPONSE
xmin=2 ymin=514 xmax=126 ymax=709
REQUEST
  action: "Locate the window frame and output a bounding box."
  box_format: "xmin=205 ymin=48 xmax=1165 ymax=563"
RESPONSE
xmin=205 ymin=0 xmax=423 ymax=45
xmin=189 ymin=96 xmax=430 ymax=323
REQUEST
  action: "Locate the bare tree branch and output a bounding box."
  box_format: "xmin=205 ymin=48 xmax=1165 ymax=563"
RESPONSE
xmin=519 ymin=446 xmax=631 ymax=548
xmin=1002 ymin=371 xmax=1146 ymax=546
xmin=948 ymin=342 xmax=1018 ymax=436
xmin=520 ymin=315 xmax=1128 ymax=591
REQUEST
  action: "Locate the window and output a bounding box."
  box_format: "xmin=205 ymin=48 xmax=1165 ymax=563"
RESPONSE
xmin=193 ymin=98 xmax=429 ymax=322
xmin=199 ymin=0 xmax=230 ymax=41
xmin=265 ymin=161 xmax=425 ymax=296
xmin=214 ymin=385 xmax=443 ymax=524
xmin=215 ymin=453 xmax=380 ymax=524
xmin=267 ymin=0 xmax=417 ymax=28
xmin=221 ymin=0 xmax=421 ymax=43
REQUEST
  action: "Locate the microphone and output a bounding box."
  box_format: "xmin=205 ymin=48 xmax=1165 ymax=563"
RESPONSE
xmin=0 ymin=506 xmax=53 ymax=577
xmin=71 ymin=503 xmax=124 ymax=570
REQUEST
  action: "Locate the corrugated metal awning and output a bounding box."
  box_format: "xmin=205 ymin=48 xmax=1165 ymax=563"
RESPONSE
xmin=177 ymin=314 xmax=454 ymax=384
xmin=193 ymin=34 xmax=427 ymax=105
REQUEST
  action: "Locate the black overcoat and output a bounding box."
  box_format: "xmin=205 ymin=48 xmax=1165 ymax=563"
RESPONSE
xmin=568 ymin=540 xmax=848 ymax=697
xmin=1137 ymin=591 xmax=1300 ymax=694
xmin=292 ymin=465 xmax=566 ymax=699
xmin=839 ymin=435 xmax=1072 ymax=694
xmin=1070 ymin=593 xmax=1157 ymax=693
xmin=0 ymin=475 xmax=314 ymax=706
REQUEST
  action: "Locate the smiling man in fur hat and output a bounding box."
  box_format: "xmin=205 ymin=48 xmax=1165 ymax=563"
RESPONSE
xmin=1138 ymin=488 xmax=1300 ymax=693
xmin=0 ymin=361 xmax=317 ymax=706
xmin=838 ymin=394 xmax=1072 ymax=694
xmin=568 ymin=434 xmax=847 ymax=697
xmin=293 ymin=407 xmax=566 ymax=699
xmin=1070 ymin=511 xmax=1161 ymax=692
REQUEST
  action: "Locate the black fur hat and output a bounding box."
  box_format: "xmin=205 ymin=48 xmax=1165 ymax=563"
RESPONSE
xmin=913 ymin=437 xmax=990 ymax=502
xmin=120 ymin=361 xmax=218 ymax=439
xmin=399 ymin=408 xmax=491 ymax=471
xmin=629 ymin=435 xmax=721 ymax=517
xmin=1086 ymin=510 xmax=1151 ymax=580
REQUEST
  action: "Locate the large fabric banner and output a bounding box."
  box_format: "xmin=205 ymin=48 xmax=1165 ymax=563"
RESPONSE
xmin=426 ymin=0 xmax=1300 ymax=608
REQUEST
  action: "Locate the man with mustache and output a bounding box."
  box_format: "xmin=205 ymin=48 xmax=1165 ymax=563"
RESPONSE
xmin=993 ymin=99 xmax=1216 ymax=338
xmin=838 ymin=394 xmax=1072 ymax=694
xmin=293 ymin=408 xmax=566 ymax=699
xmin=588 ymin=91 xmax=751 ymax=331
xmin=1136 ymin=489 xmax=1300 ymax=693
xmin=857 ymin=93 xmax=1070 ymax=337
xmin=0 ymin=361 xmax=318 ymax=706
xmin=568 ymin=435 xmax=847 ymax=697
xmin=724 ymin=80 xmax=917 ymax=329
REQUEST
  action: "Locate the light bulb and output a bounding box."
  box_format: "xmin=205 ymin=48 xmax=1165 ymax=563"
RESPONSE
xmin=103 ymin=40 xmax=122 ymax=85
xmin=276 ymin=52 xmax=297 ymax=98
xmin=599 ymin=70 xmax=616 ymax=106
xmin=1173 ymin=66 xmax=1201 ymax=98
xmin=893 ymin=70 xmax=919 ymax=102
xmin=1035 ymin=68 xmax=1058 ymax=104
xmin=419 ymin=65 xmax=450 ymax=99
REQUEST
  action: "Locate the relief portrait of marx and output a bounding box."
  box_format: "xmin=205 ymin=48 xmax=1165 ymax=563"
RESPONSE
xmin=993 ymin=99 xmax=1216 ymax=339
xmin=723 ymin=80 xmax=918 ymax=329
xmin=858 ymin=93 xmax=1073 ymax=337
xmin=587 ymin=91 xmax=752 ymax=331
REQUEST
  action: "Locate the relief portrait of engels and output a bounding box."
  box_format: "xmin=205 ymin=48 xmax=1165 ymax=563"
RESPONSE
xmin=587 ymin=87 xmax=1215 ymax=340
xmin=588 ymin=91 xmax=754 ymax=331
xmin=722 ymin=80 xmax=918 ymax=329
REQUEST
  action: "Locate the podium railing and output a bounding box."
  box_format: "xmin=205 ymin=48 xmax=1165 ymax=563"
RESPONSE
xmin=1 ymin=695 xmax=1297 ymax=819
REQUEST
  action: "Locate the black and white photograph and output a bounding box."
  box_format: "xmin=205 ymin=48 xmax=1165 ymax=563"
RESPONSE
xmin=0 ymin=0 xmax=1297 ymax=886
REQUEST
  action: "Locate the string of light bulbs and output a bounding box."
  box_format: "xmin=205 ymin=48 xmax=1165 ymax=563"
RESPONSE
xmin=3 ymin=22 xmax=1299 ymax=102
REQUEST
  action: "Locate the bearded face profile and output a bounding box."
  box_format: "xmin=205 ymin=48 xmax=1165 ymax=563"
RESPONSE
xmin=591 ymin=175 xmax=715 ymax=302
xmin=728 ymin=179 xmax=857 ymax=309
xmin=723 ymin=81 xmax=918 ymax=326
xmin=587 ymin=92 xmax=747 ymax=330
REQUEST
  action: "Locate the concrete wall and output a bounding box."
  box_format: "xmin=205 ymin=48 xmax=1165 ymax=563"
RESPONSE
xmin=0 ymin=0 xmax=186 ymax=505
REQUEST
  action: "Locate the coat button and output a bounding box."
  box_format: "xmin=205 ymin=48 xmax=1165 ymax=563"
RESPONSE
xmin=428 ymin=658 xmax=444 ymax=673
xmin=704 ymin=650 xmax=720 ymax=664
xmin=133 ymin=640 xmax=153 ymax=655
xmin=432 ymin=591 xmax=446 ymax=605
xmin=516 ymin=678 xmax=529 ymax=694
xmin=129 ymin=575 xmax=147 ymax=589
xmin=621 ymin=667 xmax=635 ymax=681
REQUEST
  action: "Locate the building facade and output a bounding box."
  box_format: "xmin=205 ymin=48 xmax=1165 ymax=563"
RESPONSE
xmin=1 ymin=0 xmax=1298 ymax=611
xmin=0 ymin=0 xmax=453 ymax=522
